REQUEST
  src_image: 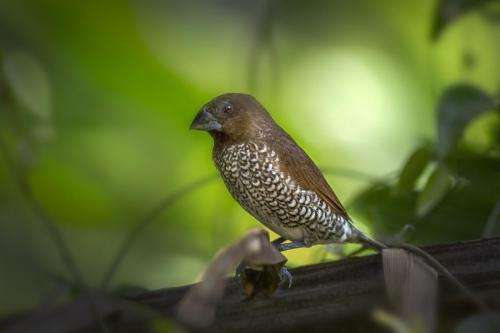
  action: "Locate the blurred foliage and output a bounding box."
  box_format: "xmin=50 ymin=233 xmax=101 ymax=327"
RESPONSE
xmin=436 ymin=83 xmax=497 ymax=158
xmin=0 ymin=0 xmax=499 ymax=328
xmin=432 ymin=0 xmax=500 ymax=40
xmin=351 ymin=82 xmax=499 ymax=243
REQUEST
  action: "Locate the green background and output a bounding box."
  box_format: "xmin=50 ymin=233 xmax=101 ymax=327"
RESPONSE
xmin=0 ymin=0 xmax=499 ymax=317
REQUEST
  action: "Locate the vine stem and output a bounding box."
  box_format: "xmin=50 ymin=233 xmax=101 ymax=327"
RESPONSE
xmin=100 ymin=175 xmax=218 ymax=289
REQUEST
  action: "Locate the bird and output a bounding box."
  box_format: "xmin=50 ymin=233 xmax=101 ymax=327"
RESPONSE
xmin=190 ymin=93 xmax=382 ymax=254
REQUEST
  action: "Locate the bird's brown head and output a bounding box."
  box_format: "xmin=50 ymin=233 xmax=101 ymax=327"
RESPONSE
xmin=190 ymin=93 xmax=275 ymax=143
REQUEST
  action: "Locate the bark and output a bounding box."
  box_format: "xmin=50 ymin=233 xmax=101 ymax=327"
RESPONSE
xmin=3 ymin=238 xmax=500 ymax=333
xmin=128 ymin=238 xmax=500 ymax=333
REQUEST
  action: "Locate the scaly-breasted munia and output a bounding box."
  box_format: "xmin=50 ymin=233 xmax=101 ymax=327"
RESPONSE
xmin=190 ymin=93 xmax=379 ymax=252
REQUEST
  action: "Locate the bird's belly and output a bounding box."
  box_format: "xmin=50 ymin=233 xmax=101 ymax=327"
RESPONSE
xmin=225 ymin=181 xmax=297 ymax=237
xmin=239 ymin=198 xmax=305 ymax=242
xmin=261 ymin=219 xmax=305 ymax=242
xmin=219 ymin=165 xmax=305 ymax=241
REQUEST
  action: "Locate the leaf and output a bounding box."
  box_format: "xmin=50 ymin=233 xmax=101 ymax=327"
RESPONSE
xmin=436 ymin=84 xmax=497 ymax=158
xmin=416 ymin=165 xmax=452 ymax=217
xmin=481 ymin=3 xmax=500 ymax=24
xmin=2 ymin=50 xmax=52 ymax=120
xmin=175 ymin=229 xmax=286 ymax=328
xmin=397 ymin=145 xmax=432 ymax=192
xmin=353 ymin=149 xmax=500 ymax=243
xmin=431 ymin=0 xmax=496 ymax=41
xmin=382 ymin=249 xmax=437 ymax=333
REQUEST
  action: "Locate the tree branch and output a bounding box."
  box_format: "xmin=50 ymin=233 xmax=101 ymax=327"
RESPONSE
xmin=128 ymin=238 xmax=500 ymax=333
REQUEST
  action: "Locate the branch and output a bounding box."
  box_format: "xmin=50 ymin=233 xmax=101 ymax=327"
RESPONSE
xmin=128 ymin=238 xmax=500 ymax=333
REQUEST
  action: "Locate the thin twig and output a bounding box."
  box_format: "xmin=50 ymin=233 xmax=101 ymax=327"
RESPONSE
xmin=100 ymin=175 xmax=218 ymax=289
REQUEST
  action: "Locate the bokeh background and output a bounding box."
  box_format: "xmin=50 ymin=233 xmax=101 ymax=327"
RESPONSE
xmin=0 ymin=0 xmax=499 ymax=319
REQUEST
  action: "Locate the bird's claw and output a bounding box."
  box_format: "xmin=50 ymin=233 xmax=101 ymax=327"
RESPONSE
xmin=279 ymin=266 xmax=293 ymax=288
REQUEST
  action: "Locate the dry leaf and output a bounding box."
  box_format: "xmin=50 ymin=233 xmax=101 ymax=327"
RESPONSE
xmin=176 ymin=228 xmax=286 ymax=327
xmin=383 ymin=248 xmax=438 ymax=333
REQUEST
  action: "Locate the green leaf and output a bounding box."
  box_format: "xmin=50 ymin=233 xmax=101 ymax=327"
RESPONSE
xmin=2 ymin=50 xmax=52 ymax=120
xmin=431 ymin=0 xmax=496 ymax=41
xmin=397 ymin=145 xmax=432 ymax=192
xmin=352 ymin=149 xmax=499 ymax=243
xmin=436 ymin=84 xmax=497 ymax=159
xmin=416 ymin=165 xmax=452 ymax=217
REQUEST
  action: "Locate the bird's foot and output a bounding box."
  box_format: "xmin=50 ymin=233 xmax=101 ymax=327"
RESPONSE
xmin=275 ymin=241 xmax=306 ymax=252
xmin=271 ymin=236 xmax=286 ymax=247
xmin=279 ymin=265 xmax=293 ymax=288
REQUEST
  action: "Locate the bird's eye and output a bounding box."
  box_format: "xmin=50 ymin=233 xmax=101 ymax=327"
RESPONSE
xmin=222 ymin=104 xmax=233 ymax=113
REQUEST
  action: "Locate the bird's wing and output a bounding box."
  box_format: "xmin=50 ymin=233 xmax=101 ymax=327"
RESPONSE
xmin=272 ymin=131 xmax=350 ymax=218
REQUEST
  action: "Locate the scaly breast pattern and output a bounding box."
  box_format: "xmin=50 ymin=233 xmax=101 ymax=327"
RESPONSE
xmin=213 ymin=141 xmax=354 ymax=245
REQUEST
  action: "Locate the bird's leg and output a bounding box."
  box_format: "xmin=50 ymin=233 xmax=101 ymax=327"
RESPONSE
xmin=275 ymin=240 xmax=307 ymax=288
xmin=269 ymin=237 xmax=300 ymax=288
xmin=279 ymin=266 xmax=293 ymax=288
xmin=275 ymin=241 xmax=306 ymax=252
xmin=270 ymin=237 xmax=306 ymax=252
xmin=271 ymin=236 xmax=286 ymax=247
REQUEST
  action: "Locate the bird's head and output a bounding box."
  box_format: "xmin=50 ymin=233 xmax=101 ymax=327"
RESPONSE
xmin=190 ymin=93 xmax=274 ymax=142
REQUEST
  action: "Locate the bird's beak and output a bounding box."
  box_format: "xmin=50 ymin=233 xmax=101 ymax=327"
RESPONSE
xmin=190 ymin=107 xmax=222 ymax=131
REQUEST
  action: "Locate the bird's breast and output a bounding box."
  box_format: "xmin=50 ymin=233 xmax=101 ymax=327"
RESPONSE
xmin=214 ymin=142 xmax=287 ymax=219
xmin=213 ymin=141 xmax=355 ymax=244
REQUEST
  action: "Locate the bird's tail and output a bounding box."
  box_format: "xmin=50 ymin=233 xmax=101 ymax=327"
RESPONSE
xmin=343 ymin=220 xmax=387 ymax=250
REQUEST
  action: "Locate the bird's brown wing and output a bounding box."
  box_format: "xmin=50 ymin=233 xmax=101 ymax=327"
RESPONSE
xmin=271 ymin=131 xmax=350 ymax=218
